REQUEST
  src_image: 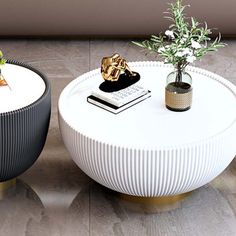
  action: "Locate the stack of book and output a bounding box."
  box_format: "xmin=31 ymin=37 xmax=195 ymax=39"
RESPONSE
xmin=87 ymin=84 xmax=151 ymax=114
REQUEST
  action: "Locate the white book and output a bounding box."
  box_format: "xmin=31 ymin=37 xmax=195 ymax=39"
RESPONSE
xmin=87 ymin=90 xmax=151 ymax=114
xmin=91 ymin=84 xmax=149 ymax=107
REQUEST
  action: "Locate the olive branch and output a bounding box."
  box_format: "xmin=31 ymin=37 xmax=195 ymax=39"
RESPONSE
xmin=133 ymin=0 xmax=225 ymax=72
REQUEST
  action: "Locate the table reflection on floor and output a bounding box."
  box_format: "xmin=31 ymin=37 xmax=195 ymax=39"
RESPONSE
xmin=69 ymin=182 xmax=236 ymax=236
xmin=0 ymin=176 xmax=235 ymax=236
xmin=0 ymin=180 xmax=44 ymax=235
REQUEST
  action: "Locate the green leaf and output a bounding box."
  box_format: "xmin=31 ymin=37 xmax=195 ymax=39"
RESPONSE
xmin=131 ymin=0 xmax=225 ymax=68
xmin=132 ymin=41 xmax=146 ymax=48
xmin=0 ymin=50 xmax=6 ymax=66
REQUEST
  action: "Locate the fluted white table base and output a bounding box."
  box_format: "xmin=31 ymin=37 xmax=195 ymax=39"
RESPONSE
xmin=59 ymin=62 xmax=236 ymax=197
xmin=59 ymin=116 xmax=235 ymax=196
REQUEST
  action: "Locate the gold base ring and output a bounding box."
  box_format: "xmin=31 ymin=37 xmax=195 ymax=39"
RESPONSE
xmin=118 ymin=192 xmax=192 ymax=213
xmin=0 ymin=178 xmax=16 ymax=200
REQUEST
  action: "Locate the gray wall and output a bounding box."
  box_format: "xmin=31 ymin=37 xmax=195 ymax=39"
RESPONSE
xmin=0 ymin=0 xmax=235 ymax=37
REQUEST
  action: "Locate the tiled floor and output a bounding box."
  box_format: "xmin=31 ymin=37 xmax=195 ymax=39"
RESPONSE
xmin=0 ymin=39 xmax=235 ymax=236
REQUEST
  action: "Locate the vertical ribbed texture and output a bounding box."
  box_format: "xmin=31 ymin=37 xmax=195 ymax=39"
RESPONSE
xmin=59 ymin=114 xmax=236 ymax=197
xmin=58 ymin=61 xmax=236 ymax=197
xmin=0 ymin=60 xmax=51 ymax=182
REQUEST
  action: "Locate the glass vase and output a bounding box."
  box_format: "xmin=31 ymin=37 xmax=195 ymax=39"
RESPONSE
xmin=165 ymin=70 xmax=192 ymax=112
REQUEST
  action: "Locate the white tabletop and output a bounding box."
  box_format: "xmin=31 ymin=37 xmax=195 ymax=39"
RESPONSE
xmin=59 ymin=61 xmax=236 ymax=149
xmin=0 ymin=63 xmax=46 ymax=113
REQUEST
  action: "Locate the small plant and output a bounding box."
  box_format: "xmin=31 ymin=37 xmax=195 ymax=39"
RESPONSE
xmin=133 ymin=0 xmax=225 ymax=82
xmin=0 ymin=50 xmax=6 ymax=77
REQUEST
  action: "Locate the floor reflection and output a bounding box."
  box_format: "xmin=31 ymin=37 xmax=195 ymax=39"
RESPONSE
xmin=0 ymin=178 xmax=234 ymax=235
xmin=66 ymin=185 xmax=90 ymax=235
xmin=0 ymin=179 xmax=45 ymax=235
xmin=0 ymin=179 xmax=43 ymax=206
xmin=69 ymin=182 xmax=236 ymax=235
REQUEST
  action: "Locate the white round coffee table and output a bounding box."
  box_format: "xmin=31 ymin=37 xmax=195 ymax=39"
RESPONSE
xmin=58 ymin=61 xmax=236 ymax=197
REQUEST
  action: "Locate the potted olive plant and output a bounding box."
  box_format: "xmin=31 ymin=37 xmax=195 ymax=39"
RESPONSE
xmin=133 ymin=0 xmax=225 ymax=111
xmin=0 ymin=50 xmax=7 ymax=86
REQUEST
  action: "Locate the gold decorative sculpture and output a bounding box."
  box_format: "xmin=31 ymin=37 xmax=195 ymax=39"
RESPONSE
xmin=100 ymin=53 xmax=140 ymax=92
xmin=101 ymin=53 xmax=135 ymax=82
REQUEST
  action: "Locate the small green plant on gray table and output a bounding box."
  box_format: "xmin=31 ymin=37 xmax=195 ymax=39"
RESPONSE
xmin=0 ymin=50 xmax=6 ymax=77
